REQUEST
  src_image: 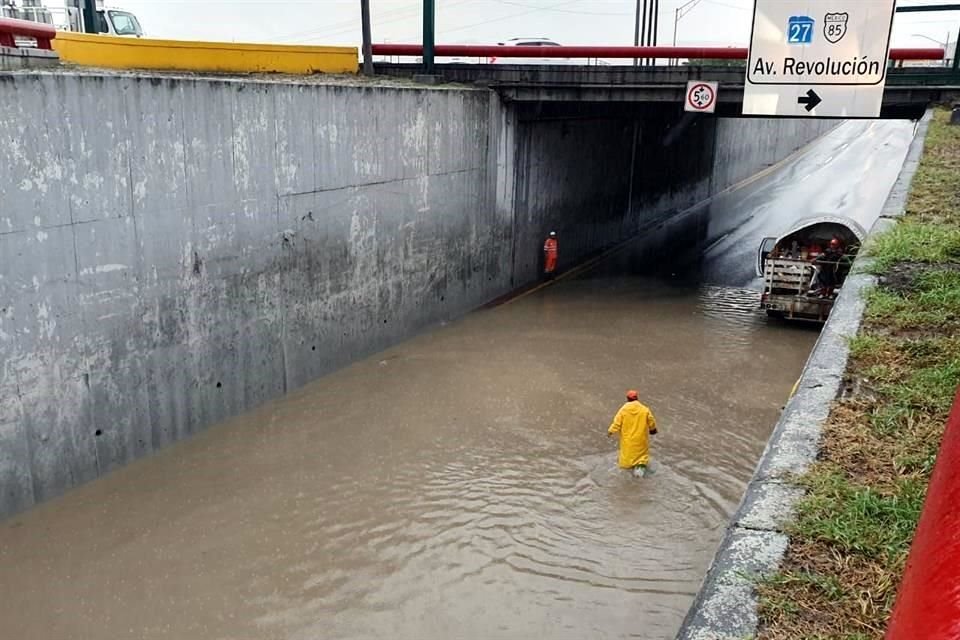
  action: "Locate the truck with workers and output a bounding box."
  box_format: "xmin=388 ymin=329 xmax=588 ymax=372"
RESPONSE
xmin=1 ymin=0 xmax=142 ymax=37
xmin=756 ymin=215 xmax=864 ymax=323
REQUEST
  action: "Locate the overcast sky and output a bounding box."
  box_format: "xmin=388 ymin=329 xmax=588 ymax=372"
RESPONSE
xmin=119 ymin=0 xmax=958 ymax=50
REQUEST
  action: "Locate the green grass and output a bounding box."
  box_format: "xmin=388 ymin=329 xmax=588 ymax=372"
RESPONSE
xmin=791 ymin=472 xmax=926 ymax=564
xmin=864 ymin=272 xmax=960 ymax=330
xmin=867 ymin=222 xmax=960 ymax=271
xmin=763 ymin=570 xmax=846 ymax=601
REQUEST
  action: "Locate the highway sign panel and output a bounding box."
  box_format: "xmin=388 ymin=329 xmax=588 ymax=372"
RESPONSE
xmin=685 ymin=81 xmax=718 ymax=113
xmin=742 ymin=0 xmax=896 ymax=118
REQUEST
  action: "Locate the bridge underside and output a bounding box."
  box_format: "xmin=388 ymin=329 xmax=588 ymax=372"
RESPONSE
xmin=374 ymin=63 xmax=960 ymax=120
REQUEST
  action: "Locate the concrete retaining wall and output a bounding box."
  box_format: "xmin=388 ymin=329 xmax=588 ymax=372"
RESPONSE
xmin=712 ymin=117 xmax=838 ymax=191
xmin=0 ymin=70 xmax=837 ymax=518
xmin=0 ymin=73 xmax=510 ymax=515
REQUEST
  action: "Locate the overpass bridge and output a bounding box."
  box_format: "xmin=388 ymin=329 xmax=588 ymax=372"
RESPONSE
xmin=373 ymin=63 xmax=959 ymax=120
xmin=372 ymin=45 xmax=960 ymax=120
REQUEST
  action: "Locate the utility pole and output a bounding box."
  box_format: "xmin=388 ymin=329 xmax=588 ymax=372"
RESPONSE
xmin=423 ymin=0 xmax=436 ymax=74
xmin=633 ymin=0 xmax=645 ymax=66
xmin=82 ymin=0 xmax=97 ymax=33
xmin=649 ymin=0 xmax=659 ymax=65
xmin=360 ymin=0 xmax=373 ymax=74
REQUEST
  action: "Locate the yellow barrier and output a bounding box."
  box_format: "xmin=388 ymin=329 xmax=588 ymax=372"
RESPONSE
xmin=53 ymin=32 xmax=357 ymax=75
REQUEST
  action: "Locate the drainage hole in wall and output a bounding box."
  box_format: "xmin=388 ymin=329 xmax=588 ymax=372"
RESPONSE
xmin=216 ymin=382 xmax=222 ymax=388
xmin=95 ymin=429 xmax=103 ymax=437
xmin=440 ymin=296 xmax=445 ymax=302
xmin=312 ymin=346 xmax=316 ymax=351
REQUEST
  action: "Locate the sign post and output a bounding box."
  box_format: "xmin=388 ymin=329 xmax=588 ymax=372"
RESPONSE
xmin=742 ymin=0 xmax=897 ymax=117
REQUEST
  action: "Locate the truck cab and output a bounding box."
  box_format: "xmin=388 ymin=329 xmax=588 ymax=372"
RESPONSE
xmin=1 ymin=1 xmax=142 ymax=37
xmin=757 ymin=216 xmax=865 ymax=323
xmin=93 ymin=6 xmax=142 ymax=36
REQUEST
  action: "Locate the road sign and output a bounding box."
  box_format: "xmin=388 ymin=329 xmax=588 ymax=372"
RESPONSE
xmin=685 ymin=81 xmax=718 ymax=113
xmin=742 ymin=0 xmax=896 ymax=118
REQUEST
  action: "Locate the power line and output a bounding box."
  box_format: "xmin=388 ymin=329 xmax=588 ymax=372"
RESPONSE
xmin=439 ymin=0 xmax=586 ymax=36
xmin=702 ymin=0 xmax=750 ymax=11
xmin=272 ymin=3 xmax=429 ymax=42
xmin=487 ymin=0 xmax=632 ymax=16
xmin=275 ymin=0 xmax=479 ymax=42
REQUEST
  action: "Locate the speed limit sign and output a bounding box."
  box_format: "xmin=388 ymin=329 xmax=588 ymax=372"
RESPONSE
xmin=685 ymin=81 xmax=718 ymax=113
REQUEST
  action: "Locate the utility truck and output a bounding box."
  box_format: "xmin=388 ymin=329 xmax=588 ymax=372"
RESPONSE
xmin=757 ymin=215 xmax=865 ymax=323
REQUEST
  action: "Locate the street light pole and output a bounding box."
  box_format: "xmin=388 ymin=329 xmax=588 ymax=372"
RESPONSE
xmin=671 ymin=6 xmax=680 ymax=65
xmin=423 ymin=0 xmax=436 ymax=74
xmin=672 ymin=0 xmax=705 ymax=65
xmin=912 ymin=33 xmax=950 ymax=67
xmin=360 ymin=0 xmax=373 ymax=74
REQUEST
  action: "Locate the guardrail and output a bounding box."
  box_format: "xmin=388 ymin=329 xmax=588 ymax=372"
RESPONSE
xmin=885 ymin=385 xmax=960 ymax=640
xmin=0 ymin=17 xmax=55 ymax=50
xmin=371 ymin=44 xmax=945 ymax=63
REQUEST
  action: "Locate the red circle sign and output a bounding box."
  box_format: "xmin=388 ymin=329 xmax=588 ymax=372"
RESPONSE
xmin=686 ymin=83 xmax=716 ymax=111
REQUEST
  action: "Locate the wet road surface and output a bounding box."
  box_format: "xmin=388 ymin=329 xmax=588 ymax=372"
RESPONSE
xmin=695 ymin=119 xmax=916 ymax=287
xmin=0 ymin=120 xmax=914 ymax=640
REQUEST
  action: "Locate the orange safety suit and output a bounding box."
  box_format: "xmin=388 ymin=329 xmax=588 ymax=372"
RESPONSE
xmin=608 ymin=400 xmax=658 ymax=468
xmin=543 ymin=237 xmax=558 ymax=274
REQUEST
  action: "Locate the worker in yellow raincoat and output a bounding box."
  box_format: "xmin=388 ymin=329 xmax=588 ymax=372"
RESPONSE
xmin=608 ymin=390 xmax=658 ymax=477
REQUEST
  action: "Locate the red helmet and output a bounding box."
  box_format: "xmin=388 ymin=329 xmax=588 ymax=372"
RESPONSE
xmin=829 ymin=237 xmax=841 ymax=248
xmin=626 ymin=390 xmax=639 ymax=401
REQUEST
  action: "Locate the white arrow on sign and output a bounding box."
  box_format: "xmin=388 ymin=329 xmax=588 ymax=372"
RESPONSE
xmin=742 ymin=0 xmax=896 ymax=118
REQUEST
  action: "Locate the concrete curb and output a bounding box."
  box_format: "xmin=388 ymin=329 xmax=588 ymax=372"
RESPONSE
xmin=0 ymin=46 xmax=58 ymax=71
xmin=675 ymin=109 xmax=935 ymax=640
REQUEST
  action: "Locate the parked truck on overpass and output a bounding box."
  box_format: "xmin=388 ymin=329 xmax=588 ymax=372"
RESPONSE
xmin=1 ymin=0 xmax=142 ymax=37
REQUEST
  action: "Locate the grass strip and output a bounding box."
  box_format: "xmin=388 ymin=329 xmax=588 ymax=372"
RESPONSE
xmin=757 ymin=108 xmax=960 ymax=640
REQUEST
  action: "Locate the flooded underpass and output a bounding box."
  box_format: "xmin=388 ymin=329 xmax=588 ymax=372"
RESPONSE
xmin=0 ymin=120 xmax=915 ymax=640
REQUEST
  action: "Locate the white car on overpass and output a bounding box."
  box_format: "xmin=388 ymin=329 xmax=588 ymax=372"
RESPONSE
xmin=442 ymin=38 xmax=610 ymax=66
xmin=490 ymin=38 xmax=584 ymax=65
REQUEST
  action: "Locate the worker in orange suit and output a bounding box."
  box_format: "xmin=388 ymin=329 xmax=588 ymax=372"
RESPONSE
xmin=543 ymin=231 xmax=558 ymax=278
xmin=608 ymin=390 xmax=658 ymax=478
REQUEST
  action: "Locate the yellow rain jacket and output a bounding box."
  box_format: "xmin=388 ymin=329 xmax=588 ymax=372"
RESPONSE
xmin=608 ymin=401 xmax=657 ymax=468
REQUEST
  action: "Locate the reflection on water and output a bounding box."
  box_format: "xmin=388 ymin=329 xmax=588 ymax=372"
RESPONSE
xmin=0 ymin=271 xmax=815 ymax=640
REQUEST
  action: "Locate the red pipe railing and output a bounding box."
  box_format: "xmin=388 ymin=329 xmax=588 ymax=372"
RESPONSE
xmin=886 ymin=386 xmax=960 ymax=640
xmin=371 ymin=44 xmax=945 ymax=62
xmin=0 ymin=17 xmax=56 ymax=50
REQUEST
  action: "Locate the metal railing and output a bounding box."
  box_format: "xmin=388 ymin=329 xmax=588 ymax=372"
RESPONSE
xmin=370 ymin=44 xmax=945 ymax=64
xmin=0 ymin=16 xmax=55 ymax=50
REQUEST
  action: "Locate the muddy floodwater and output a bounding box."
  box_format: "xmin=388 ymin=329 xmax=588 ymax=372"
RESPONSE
xmin=0 ymin=119 xmax=915 ymax=640
xmin=0 ymin=263 xmax=816 ymax=640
